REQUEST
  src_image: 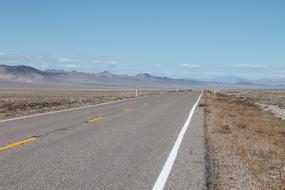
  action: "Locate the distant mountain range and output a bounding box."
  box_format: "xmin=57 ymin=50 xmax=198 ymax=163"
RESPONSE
xmin=0 ymin=65 xmax=203 ymax=88
xmin=0 ymin=65 xmax=284 ymax=88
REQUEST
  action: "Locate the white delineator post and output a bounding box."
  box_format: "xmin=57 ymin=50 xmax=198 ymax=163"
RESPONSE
xmin=136 ymin=89 xmax=138 ymax=97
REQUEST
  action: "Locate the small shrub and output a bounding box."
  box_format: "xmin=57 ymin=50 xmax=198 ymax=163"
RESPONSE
xmin=218 ymin=124 xmax=231 ymax=134
xmin=237 ymin=122 xmax=247 ymax=129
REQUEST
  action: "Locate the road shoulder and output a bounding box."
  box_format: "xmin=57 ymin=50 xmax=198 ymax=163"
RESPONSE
xmin=164 ymin=97 xmax=207 ymax=190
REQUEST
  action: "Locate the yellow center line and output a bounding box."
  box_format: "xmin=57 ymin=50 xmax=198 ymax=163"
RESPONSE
xmin=0 ymin=137 xmax=37 ymax=151
xmin=124 ymin=108 xmax=131 ymax=112
xmin=87 ymin=116 xmax=104 ymax=123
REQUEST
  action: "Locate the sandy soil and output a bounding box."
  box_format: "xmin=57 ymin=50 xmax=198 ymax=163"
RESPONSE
xmin=204 ymin=90 xmax=285 ymax=190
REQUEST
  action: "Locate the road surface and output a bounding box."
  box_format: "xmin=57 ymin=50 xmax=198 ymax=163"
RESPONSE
xmin=0 ymin=91 xmax=206 ymax=190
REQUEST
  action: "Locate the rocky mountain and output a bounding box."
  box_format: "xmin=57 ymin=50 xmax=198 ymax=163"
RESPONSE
xmin=0 ymin=65 xmax=50 ymax=83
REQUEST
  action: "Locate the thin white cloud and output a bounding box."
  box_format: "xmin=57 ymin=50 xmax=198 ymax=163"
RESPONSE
xmin=233 ymin=64 xmax=269 ymax=69
xmin=180 ymin=64 xmax=200 ymax=69
xmin=57 ymin=57 xmax=77 ymax=63
xmin=65 ymin=64 xmax=77 ymax=68
xmin=0 ymin=51 xmax=7 ymax=56
xmin=0 ymin=52 xmax=78 ymax=68
xmin=272 ymin=70 xmax=285 ymax=78
xmin=276 ymin=70 xmax=285 ymax=74
xmin=154 ymin=63 xmax=162 ymax=67
xmin=91 ymin=59 xmax=117 ymax=68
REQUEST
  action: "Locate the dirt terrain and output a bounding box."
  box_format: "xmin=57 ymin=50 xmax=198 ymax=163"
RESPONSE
xmin=0 ymin=90 xmax=165 ymax=120
xmin=204 ymin=90 xmax=285 ymax=189
xmin=225 ymin=90 xmax=285 ymax=108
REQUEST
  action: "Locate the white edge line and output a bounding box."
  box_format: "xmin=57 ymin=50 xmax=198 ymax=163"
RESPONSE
xmin=0 ymin=95 xmax=149 ymax=123
xmin=152 ymin=90 xmax=204 ymax=190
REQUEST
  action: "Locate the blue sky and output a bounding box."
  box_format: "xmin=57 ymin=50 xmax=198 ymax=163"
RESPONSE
xmin=0 ymin=0 xmax=284 ymax=79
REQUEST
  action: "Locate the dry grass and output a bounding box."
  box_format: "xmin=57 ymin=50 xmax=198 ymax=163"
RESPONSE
xmin=204 ymin=90 xmax=285 ymax=190
xmin=0 ymin=90 xmax=164 ymax=120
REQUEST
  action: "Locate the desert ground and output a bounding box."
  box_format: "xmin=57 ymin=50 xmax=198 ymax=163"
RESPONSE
xmin=225 ymin=89 xmax=285 ymax=120
xmin=204 ymin=89 xmax=285 ymax=189
xmin=0 ymin=90 xmax=166 ymax=120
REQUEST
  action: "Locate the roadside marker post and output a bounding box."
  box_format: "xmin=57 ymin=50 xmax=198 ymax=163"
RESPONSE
xmin=136 ymin=89 xmax=138 ymax=97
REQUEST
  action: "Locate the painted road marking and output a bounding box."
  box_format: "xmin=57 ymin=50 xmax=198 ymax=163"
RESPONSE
xmin=87 ymin=116 xmax=104 ymax=123
xmin=152 ymin=91 xmax=204 ymax=190
xmin=0 ymin=137 xmax=37 ymax=151
xmin=124 ymin=108 xmax=131 ymax=112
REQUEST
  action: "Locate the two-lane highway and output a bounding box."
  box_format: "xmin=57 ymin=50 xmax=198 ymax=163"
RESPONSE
xmin=0 ymin=91 xmax=204 ymax=190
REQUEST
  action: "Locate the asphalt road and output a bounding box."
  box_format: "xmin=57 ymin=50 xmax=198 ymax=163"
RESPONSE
xmin=0 ymin=91 xmax=205 ymax=190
